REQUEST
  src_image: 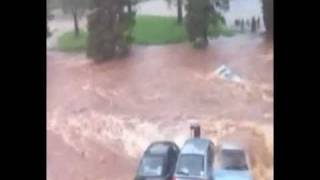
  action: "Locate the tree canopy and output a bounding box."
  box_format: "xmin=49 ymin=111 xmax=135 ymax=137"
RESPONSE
xmin=87 ymin=0 xmax=136 ymax=60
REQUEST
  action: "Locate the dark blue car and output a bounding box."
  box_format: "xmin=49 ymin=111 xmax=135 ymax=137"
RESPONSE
xmin=135 ymin=141 xmax=180 ymax=180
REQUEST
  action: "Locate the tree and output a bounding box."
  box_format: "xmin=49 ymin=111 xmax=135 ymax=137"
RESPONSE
xmin=185 ymin=0 xmax=211 ymax=48
xmin=62 ymin=0 xmax=88 ymax=37
xmin=262 ymin=0 xmax=273 ymax=36
xmin=165 ymin=0 xmax=184 ymax=23
xmin=185 ymin=0 xmax=229 ymax=48
xmin=177 ymin=0 xmax=183 ymax=23
xmin=87 ymin=0 xmax=136 ymax=60
xmin=47 ymin=0 xmax=52 ymax=37
xmin=47 ymin=9 xmax=50 ymax=37
xmin=209 ymin=0 xmax=229 ymax=25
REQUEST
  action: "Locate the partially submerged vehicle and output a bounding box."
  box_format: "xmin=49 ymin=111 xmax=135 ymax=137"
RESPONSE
xmin=135 ymin=124 xmax=253 ymax=180
xmin=214 ymin=143 xmax=252 ymax=180
xmin=173 ymin=138 xmax=215 ymax=180
xmin=134 ymin=141 xmax=180 ymax=180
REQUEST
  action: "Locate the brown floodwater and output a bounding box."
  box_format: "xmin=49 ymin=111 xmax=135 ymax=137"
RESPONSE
xmin=47 ymin=34 xmax=273 ymax=180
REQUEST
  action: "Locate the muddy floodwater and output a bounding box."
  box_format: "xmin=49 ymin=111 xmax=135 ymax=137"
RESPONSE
xmin=47 ymin=33 xmax=273 ymax=180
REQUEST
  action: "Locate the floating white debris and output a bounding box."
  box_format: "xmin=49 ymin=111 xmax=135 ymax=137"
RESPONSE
xmin=214 ymin=65 xmax=242 ymax=83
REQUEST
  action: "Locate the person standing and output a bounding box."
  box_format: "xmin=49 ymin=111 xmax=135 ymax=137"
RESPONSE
xmin=251 ymin=16 xmax=257 ymax=33
xmin=240 ymin=19 xmax=245 ymax=32
xmin=234 ymin=19 xmax=240 ymax=27
xmin=257 ymin=17 xmax=261 ymax=31
xmin=246 ymin=19 xmax=250 ymax=27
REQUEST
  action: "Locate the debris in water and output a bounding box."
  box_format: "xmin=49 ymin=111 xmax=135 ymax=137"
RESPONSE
xmin=214 ymin=65 xmax=242 ymax=83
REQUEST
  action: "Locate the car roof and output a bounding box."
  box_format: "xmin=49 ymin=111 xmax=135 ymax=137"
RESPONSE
xmin=220 ymin=143 xmax=243 ymax=150
xmin=180 ymin=138 xmax=213 ymax=155
xmin=145 ymin=141 xmax=177 ymax=155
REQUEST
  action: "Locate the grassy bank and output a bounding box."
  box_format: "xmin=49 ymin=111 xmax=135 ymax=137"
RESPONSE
xmin=57 ymin=15 xmax=235 ymax=51
xmin=132 ymin=15 xmax=188 ymax=44
xmin=57 ymin=30 xmax=87 ymax=52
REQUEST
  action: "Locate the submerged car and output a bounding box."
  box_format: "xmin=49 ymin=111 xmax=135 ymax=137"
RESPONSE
xmin=173 ymin=138 xmax=215 ymax=180
xmin=214 ymin=143 xmax=252 ymax=180
xmin=135 ymin=141 xmax=180 ymax=180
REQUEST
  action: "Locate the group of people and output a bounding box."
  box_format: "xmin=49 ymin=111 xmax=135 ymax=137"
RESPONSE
xmin=234 ymin=16 xmax=261 ymax=33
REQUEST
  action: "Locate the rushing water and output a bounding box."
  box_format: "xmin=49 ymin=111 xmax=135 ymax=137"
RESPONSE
xmin=47 ymin=33 xmax=273 ymax=180
xmin=47 ymin=2 xmax=272 ymax=180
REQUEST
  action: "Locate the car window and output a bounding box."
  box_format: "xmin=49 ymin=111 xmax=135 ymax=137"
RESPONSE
xmin=173 ymin=145 xmax=179 ymax=153
xmin=138 ymin=156 xmax=164 ymax=176
xmin=220 ymin=150 xmax=248 ymax=170
xmin=207 ymin=146 xmax=212 ymax=167
xmin=176 ymin=154 xmax=204 ymax=176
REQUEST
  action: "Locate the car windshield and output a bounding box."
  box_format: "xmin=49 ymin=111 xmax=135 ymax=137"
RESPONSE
xmin=138 ymin=156 xmax=165 ymax=176
xmin=176 ymin=154 xmax=204 ymax=176
xmin=220 ymin=149 xmax=248 ymax=170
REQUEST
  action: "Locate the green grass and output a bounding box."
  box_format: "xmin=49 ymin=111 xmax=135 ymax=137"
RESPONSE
xmin=132 ymin=15 xmax=188 ymax=44
xmin=57 ymin=30 xmax=87 ymax=52
xmin=57 ymin=15 xmax=235 ymax=51
xmin=208 ymin=21 xmax=236 ymax=37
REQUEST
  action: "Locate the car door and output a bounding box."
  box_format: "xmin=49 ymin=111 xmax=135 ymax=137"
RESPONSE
xmin=165 ymin=148 xmax=177 ymax=180
xmin=207 ymin=144 xmax=214 ymax=180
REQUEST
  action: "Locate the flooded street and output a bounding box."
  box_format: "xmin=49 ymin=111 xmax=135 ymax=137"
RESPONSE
xmin=47 ymin=33 xmax=273 ymax=180
xmin=47 ymin=1 xmax=271 ymax=180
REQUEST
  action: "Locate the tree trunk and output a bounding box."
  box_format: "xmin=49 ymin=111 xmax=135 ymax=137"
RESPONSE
xmin=47 ymin=24 xmax=51 ymax=37
xmin=177 ymin=0 xmax=183 ymax=23
xmin=128 ymin=0 xmax=132 ymax=14
xmin=262 ymin=0 xmax=273 ymax=36
xmin=87 ymin=0 xmax=133 ymax=60
xmin=72 ymin=10 xmax=80 ymax=37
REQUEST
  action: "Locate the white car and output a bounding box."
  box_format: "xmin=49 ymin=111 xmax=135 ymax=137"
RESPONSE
xmin=214 ymin=143 xmax=252 ymax=180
